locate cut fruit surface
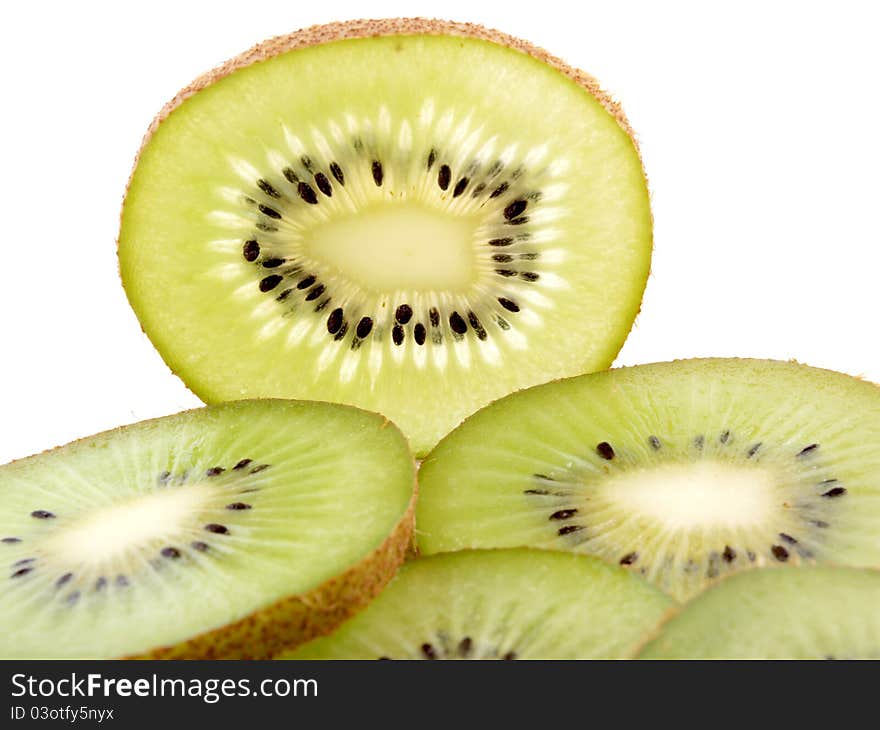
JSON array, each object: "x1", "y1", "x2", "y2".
[
  {"x1": 639, "y1": 566, "x2": 880, "y2": 659},
  {"x1": 416, "y1": 358, "x2": 880, "y2": 601},
  {"x1": 0, "y1": 400, "x2": 415, "y2": 658},
  {"x1": 118, "y1": 19, "x2": 652, "y2": 456},
  {"x1": 282, "y1": 548, "x2": 673, "y2": 659}
]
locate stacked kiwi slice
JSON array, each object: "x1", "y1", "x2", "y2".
[{"x1": 3, "y1": 18, "x2": 878, "y2": 658}]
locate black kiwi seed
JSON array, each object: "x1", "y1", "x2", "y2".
[
  {"x1": 558, "y1": 525, "x2": 583, "y2": 536},
  {"x1": 813, "y1": 520, "x2": 830, "y2": 528},
  {"x1": 467, "y1": 312, "x2": 487, "y2": 340},
  {"x1": 314, "y1": 172, "x2": 332, "y2": 197},
  {"x1": 191, "y1": 541, "x2": 209, "y2": 552},
  {"x1": 694, "y1": 435, "x2": 705, "y2": 449},
  {"x1": 161, "y1": 547, "x2": 181, "y2": 559},
  {"x1": 452, "y1": 177, "x2": 468, "y2": 197},
  {"x1": 429, "y1": 308, "x2": 440, "y2": 327},
  {"x1": 257, "y1": 204, "x2": 282, "y2": 220},
  {"x1": 395, "y1": 304, "x2": 413, "y2": 324},
  {"x1": 519, "y1": 252, "x2": 540, "y2": 260},
  {"x1": 256, "y1": 222, "x2": 277, "y2": 233},
  {"x1": 648, "y1": 435, "x2": 661, "y2": 450},
  {"x1": 11, "y1": 567, "x2": 33, "y2": 578},
  {"x1": 797, "y1": 443, "x2": 819, "y2": 457},
  {"x1": 297, "y1": 182, "x2": 319, "y2": 204},
  {"x1": 257, "y1": 179, "x2": 281, "y2": 199},
  {"x1": 56, "y1": 573, "x2": 73, "y2": 587},
  {"x1": 449, "y1": 312, "x2": 468, "y2": 335},
  {"x1": 503, "y1": 200, "x2": 527, "y2": 220},
  {"x1": 426, "y1": 149, "x2": 437, "y2": 170},
  {"x1": 437, "y1": 164, "x2": 451, "y2": 190},
  {"x1": 277, "y1": 289, "x2": 293, "y2": 302},
  {"x1": 158, "y1": 470, "x2": 172, "y2": 484},
  {"x1": 327, "y1": 308, "x2": 344, "y2": 335},
  {"x1": 206, "y1": 466, "x2": 225, "y2": 477},
  {"x1": 524, "y1": 488, "x2": 550, "y2": 495},
  {"x1": 720, "y1": 430, "x2": 731, "y2": 444},
  {"x1": 371, "y1": 160, "x2": 383, "y2": 186},
  {"x1": 822, "y1": 486, "x2": 847, "y2": 498},
  {"x1": 619, "y1": 552, "x2": 638, "y2": 566},
  {"x1": 489, "y1": 237, "x2": 513, "y2": 247},
  {"x1": 779, "y1": 533, "x2": 798, "y2": 544},
  {"x1": 496, "y1": 316, "x2": 510, "y2": 330},
  {"x1": 226, "y1": 502, "x2": 252, "y2": 510},
  {"x1": 13, "y1": 558, "x2": 35, "y2": 566},
  {"x1": 250, "y1": 464, "x2": 270, "y2": 474},
  {"x1": 421, "y1": 643, "x2": 437, "y2": 659},
  {"x1": 490, "y1": 181, "x2": 509, "y2": 198},
  {"x1": 314, "y1": 297, "x2": 331, "y2": 312},
  {"x1": 493, "y1": 254, "x2": 514, "y2": 263},
  {"x1": 242, "y1": 240, "x2": 260, "y2": 261},
  {"x1": 305, "y1": 285, "x2": 325, "y2": 301},
  {"x1": 414, "y1": 323, "x2": 427, "y2": 345},
  {"x1": 392, "y1": 325, "x2": 405, "y2": 346},
  {"x1": 205, "y1": 524, "x2": 229, "y2": 534},
  {"x1": 283, "y1": 167, "x2": 299, "y2": 184},
  {"x1": 31, "y1": 510, "x2": 55, "y2": 519},
  {"x1": 1, "y1": 537, "x2": 21, "y2": 544},
  {"x1": 458, "y1": 637, "x2": 472, "y2": 657},
  {"x1": 747, "y1": 443, "x2": 762, "y2": 458},
  {"x1": 301, "y1": 155, "x2": 314, "y2": 172},
  {"x1": 771, "y1": 545, "x2": 789, "y2": 562},
  {"x1": 550, "y1": 509, "x2": 577, "y2": 520},
  {"x1": 330, "y1": 162, "x2": 345, "y2": 185},
  {"x1": 259, "y1": 275, "x2": 282, "y2": 292},
  {"x1": 503, "y1": 651, "x2": 517, "y2": 660},
  {"x1": 496, "y1": 269, "x2": 517, "y2": 277},
  {"x1": 471, "y1": 182, "x2": 486, "y2": 197},
  {"x1": 356, "y1": 317, "x2": 373, "y2": 338},
  {"x1": 498, "y1": 297, "x2": 519, "y2": 313},
  {"x1": 519, "y1": 272, "x2": 540, "y2": 282},
  {"x1": 262, "y1": 258, "x2": 285, "y2": 268},
  {"x1": 596, "y1": 442, "x2": 615, "y2": 460},
  {"x1": 297, "y1": 274, "x2": 317, "y2": 290},
  {"x1": 722, "y1": 546, "x2": 736, "y2": 562}
]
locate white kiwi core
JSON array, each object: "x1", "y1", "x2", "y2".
[{"x1": 305, "y1": 202, "x2": 480, "y2": 292}]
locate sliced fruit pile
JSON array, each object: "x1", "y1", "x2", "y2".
[{"x1": 3, "y1": 20, "x2": 877, "y2": 660}]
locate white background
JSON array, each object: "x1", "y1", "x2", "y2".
[{"x1": 0, "y1": 1, "x2": 877, "y2": 464}]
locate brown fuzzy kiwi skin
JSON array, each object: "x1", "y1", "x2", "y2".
[{"x1": 130, "y1": 491, "x2": 416, "y2": 660}]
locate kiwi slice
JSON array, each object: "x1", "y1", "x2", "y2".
[
  {"x1": 416, "y1": 358, "x2": 880, "y2": 601},
  {"x1": 118, "y1": 19, "x2": 652, "y2": 456},
  {"x1": 282, "y1": 548, "x2": 673, "y2": 659},
  {"x1": 639, "y1": 566, "x2": 880, "y2": 658},
  {"x1": 0, "y1": 400, "x2": 415, "y2": 658}
]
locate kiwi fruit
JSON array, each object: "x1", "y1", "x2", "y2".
[
  {"x1": 118, "y1": 18, "x2": 652, "y2": 457},
  {"x1": 281, "y1": 548, "x2": 673, "y2": 659},
  {"x1": 416, "y1": 358, "x2": 880, "y2": 601},
  {"x1": 639, "y1": 566, "x2": 880, "y2": 659},
  {"x1": 0, "y1": 400, "x2": 415, "y2": 658}
]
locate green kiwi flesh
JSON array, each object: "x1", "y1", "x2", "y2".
[
  {"x1": 416, "y1": 358, "x2": 880, "y2": 601},
  {"x1": 639, "y1": 566, "x2": 880, "y2": 658},
  {"x1": 118, "y1": 19, "x2": 652, "y2": 457},
  {"x1": 282, "y1": 548, "x2": 674, "y2": 659},
  {"x1": 0, "y1": 400, "x2": 415, "y2": 658}
]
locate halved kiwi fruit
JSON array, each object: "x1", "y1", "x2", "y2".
[
  {"x1": 639, "y1": 566, "x2": 880, "y2": 659},
  {"x1": 0, "y1": 400, "x2": 415, "y2": 658},
  {"x1": 416, "y1": 358, "x2": 880, "y2": 601},
  {"x1": 118, "y1": 18, "x2": 652, "y2": 456},
  {"x1": 282, "y1": 548, "x2": 673, "y2": 659}
]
